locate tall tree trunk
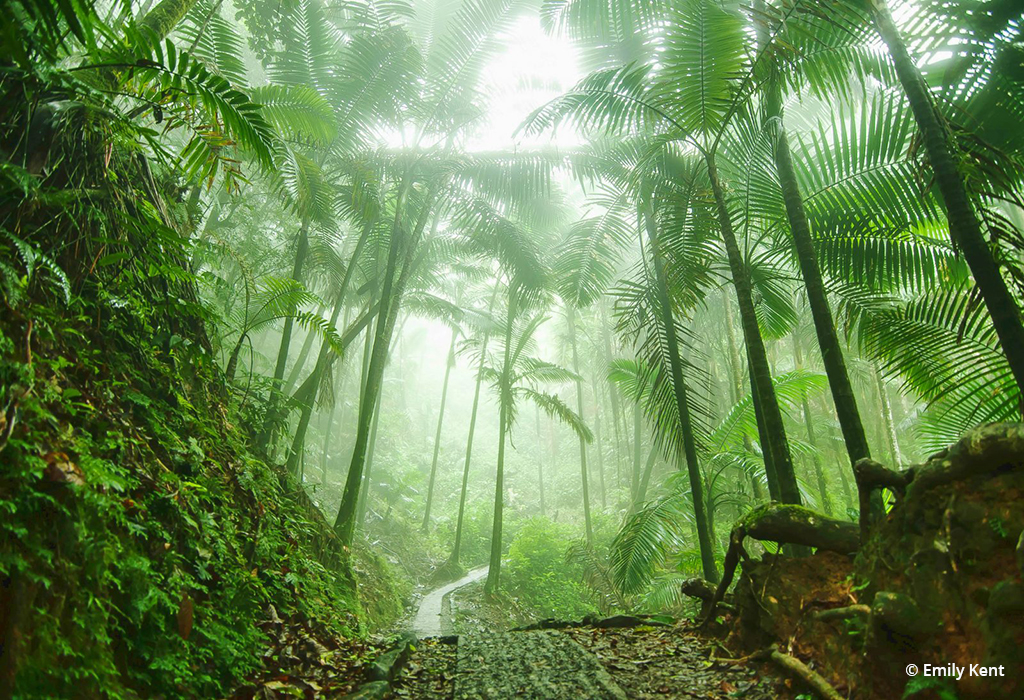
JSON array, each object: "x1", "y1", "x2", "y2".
[
  {"x1": 705, "y1": 154, "x2": 801, "y2": 507},
  {"x1": 450, "y1": 286, "x2": 499, "y2": 567},
  {"x1": 723, "y1": 294, "x2": 763, "y2": 501},
  {"x1": 258, "y1": 218, "x2": 310, "y2": 454},
  {"x1": 793, "y1": 332, "x2": 833, "y2": 515},
  {"x1": 592, "y1": 376, "x2": 607, "y2": 509},
  {"x1": 642, "y1": 198, "x2": 719, "y2": 583},
  {"x1": 756, "y1": 23, "x2": 874, "y2": 509},
  {"x1": 320, "y1": 305, "x2": 353, "y2": 485},
  {"x1": 631, "y1": 402, "x2": 642, "y2": 504},
  {"x1": 334, "y1": 180, "x2": 421, "y2": 545},
  {"x1": 485, "y1": 288, "x2": 517, "y2": 595},
  {"x1": 422, "y1": 327, "x2": 457, "y2": 531},
  {"x1": 225, "y1": 333, "x2": 246, "y2": 384},
  {"x1": 747, "y1": 371, "x2": 781, "y2": 500},
  {"x1": 875, "y1": 365, "x2": 902, "y2": 468},
  {"x1": 870, "y1": 0, "x2": 1024, "y2": 395},
  {"x1": 535, "y1": 406, "x2": 546, "y2": 517},
  {"x1": 358, "y1": 313, "x2": 411, "y2": 528},
  {"x1": 568, "y1": 306, "x2": 594, "y2": 546},
  {"x1": 599, "y1": 302, "x2": 626, "y2": 486},
  {"x1": 357, "y1": 388, "x2": 383, "y2": 527},
  {"x1": 635, "y1": 444, "x2": 659, "y2": 506},
  {"x1": 283, "y1": 305, "x2": 324, "y2": 394},
  {"x1": 284, "y1": 220, "x2": 373, "y2": 476},
  {"x1": 344, "y1": 185, "x2": 437, "y2": 536}
]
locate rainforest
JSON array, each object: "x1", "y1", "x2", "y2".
[{"x1": 1, "y1": 0, "x2": 1023, "y2": 697}]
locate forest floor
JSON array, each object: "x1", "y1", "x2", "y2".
[
  {"x1": 228, "y1": 568, "x2": 794, "y2": 699},
  {"x1": 389, "y1": 572, "x2": 792, "y2": 699},
  {"x1": 392, "y1": 624, "x2": 790, "y2": 699}
]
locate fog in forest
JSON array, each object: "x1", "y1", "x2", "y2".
[{"x1": 4, "y1": 0, "x2": 1023, "y2": 696}]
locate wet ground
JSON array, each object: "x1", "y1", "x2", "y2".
[{"x1": 392, "y1": 623, "x2": 789, "y2": 699}]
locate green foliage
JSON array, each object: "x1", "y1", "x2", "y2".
[
  {"x1": 504, "y1": 518, "x2": 596, "y2": 619},
  {"x1": 0, "y1": 300, "x2": 357, "y2": 697}
]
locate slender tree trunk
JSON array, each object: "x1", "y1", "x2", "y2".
[
  {"x1": 283, "y1": 304, "x2": 325, "y2": 393},
  {"x1": 343, "y1": 185, "x2": 437, "y2": 537},
  {"x1": 485, "y1": 393, "x2": 509, "y2": 595},
  {"x1": 357, "y1": 387, "x2": 383, "y2": 527},
  {"x1": 258, "y1": 219, "x2": 311, "y2": 454},
  {"x1": 642, "y1": 198, "x2": 719, "y2": 582},
  {"x1": 284, "y1": 221, "x2": 373, "y2": 476},
  {"x1": 357, "y1": 313, "x2": 410, "y2": 527},
  {"x1": 631, "y1": 402, "x2": 642, "y2": 504},
  {"x1": 422, "y1": 327, "x2": 457, "y2": 531},
  {"x1": 535, "y1": 406, "x2": 546, "y2": 517},
  {"x1": 793, "y1": 332, "x2": 833, "y2": 515},
  {"x1": 592, "y1": 376, "x2": 607, "y2": 509},
  {"x1": 871, "y1": 0, "x2": 1024, "y2": 397},
  {"x1": 758, "y1": 31, "x2": 874, "y2": 509},
  {"x1": 451, "y1": 361, "x2": 486, "y2": 566},
  {"x1": 282, "y1": 307, "x2": 380, "y2": 474},
  {"x1": 450, "y1": 286, "x2": 500, "y2": 566},
  {"x1": 723, "y1": 295, "x2": 764, "y2": 501},
  {"x1": 321, "y1": 305, "x2": 353, "y2": 485},
  {"x1": 599, "y1": 303, "x2": 626, "y2": 487},
  {"x1": 485, "y1": 289, "x2": 517, "y2": 595},
  {"x1": 334, "y1": 180, "x2": 418, "y2": 545},
  {"x1": 568, "y1": 306, "x2": 594, "y2": 546},
  {"x1": 635, "y1": 444, "x2": 658, "y2": 506},
  {"x1": 225, "y1": 333, "x2": 245, "y2": 383},
  {"x1": 320, "y1": 396, "x2": 338, "y2": 485},
  {"x1": 705, "y1": 154, "x2": 801, "y2": 507},
  {"x1": 836, "y1": 455, "x2": 854, "y2": 514},
  {"x1": 875, "y1": 365, "x2": 902, "y2": 468}
]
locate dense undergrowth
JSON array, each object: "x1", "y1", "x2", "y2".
[
  {"x1": 0, "y1": 131, "x2": 383, "y2": 694},
  {"x1": 0, "y1": 287, "x2": 369, "y2": 696}
]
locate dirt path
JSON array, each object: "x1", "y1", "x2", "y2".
[{"x1": 411, "y1": 566, "x2": 488, "y2": 638}]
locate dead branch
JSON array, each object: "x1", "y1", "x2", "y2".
[{"x1": 768, "y1": 645, "x2": 843, "y2": 700}]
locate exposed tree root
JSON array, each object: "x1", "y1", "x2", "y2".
[
  {"x1": 853, "y1": 458, "x2": 908, "y2": 538},
  {"x1": 699, "y1": 504, "x2": 859, "y2": 624},
  {"x1": 855, "y1": 423, "x2": 1024, "y2": 537},
  {"x1": 680, "y1": 578, "x2": 717, "y2": 617},
  {"x1": 812, "y1": 604, "x2": 870, "y2": 622}
]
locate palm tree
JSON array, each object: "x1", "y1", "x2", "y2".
[
  {"x1": 751, "y1": 0, "x2": 873, "y2": 484},
  {"x1": 523, "y1": 0, "x2": 804, "y2": 509},
  {"x1": 448, "y1": 284, "x2": 501, "y2": 569},
  {"x1": 332, "y1": 0, "x2": 534, "y2": 546},
  {"x1": 483, "y1": 284, "x2": 592, "y2": 594},
  {"x1": 866, "y1": 0, "x2": 1024, "y2": 395}
]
